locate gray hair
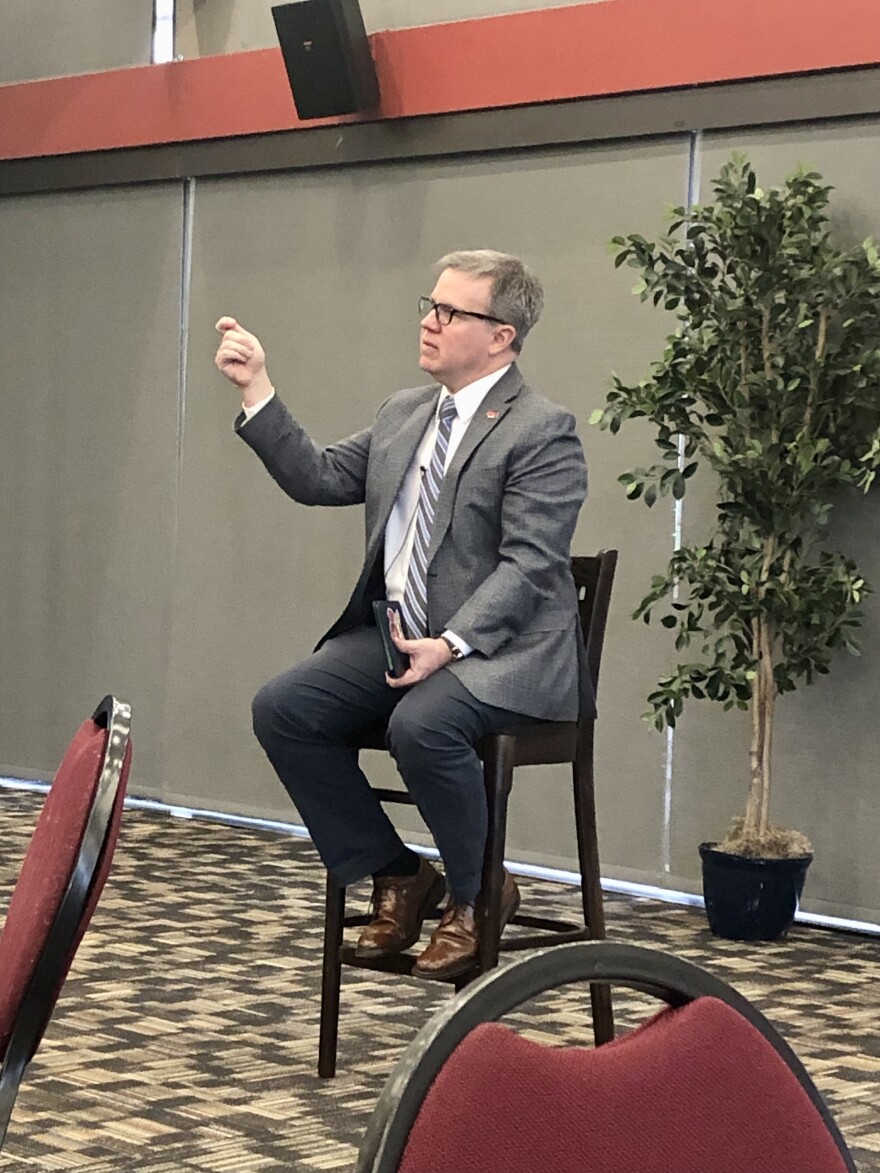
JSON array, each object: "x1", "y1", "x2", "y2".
[{"x1": 434, "y1": 249, "x2": 544, "y2": 354}]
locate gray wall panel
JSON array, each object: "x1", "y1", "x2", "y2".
[
  {"x1": 171, "y1": 139, "x2": 689, "y2": 882},
  {"x1": 176, "y1": 0, "x2": 609, "y2": 57},
  {"x1": 666, "y1": 123, "x2": 880, "y2": 914},
  {"x1": 0, "y1": 0, "x2": 153, "y2": 84},
  {"x1": 0, "y1": 184, "x2": 184, "y2": 798}
]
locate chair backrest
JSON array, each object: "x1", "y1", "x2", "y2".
[
  {"x1": 0, "y1": 695, "x2": 131, "y2": 1146},
  {"x1": 572, "y1": 550, "x2": 617, "y2": 699},
  {"x1": 358, "y1": 941, "x2": 854, "y2": 1173}
]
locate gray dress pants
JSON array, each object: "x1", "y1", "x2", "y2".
[{"x1": 251, "y1": 624, "x2": 534, "y2": 904}]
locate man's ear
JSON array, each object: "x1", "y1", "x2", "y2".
[{"x1": 490, "y1": 323, "x2": 517, "y2": 354}]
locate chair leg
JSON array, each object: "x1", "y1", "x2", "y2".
[
  {"x1": 573, "y1": 725, "x2": 605, "y2": 938},
  {"x1": 573, "y1": 724, "x2": 614, "y2": 1045},
  {"x1": 476, "y1": 735, "x2": 516, "y2": 975},
  {"x1": 589, "y1": 980, "x2": 615, "y2": 1046},
  {"x1": 318, "y1": 876, "x2": 346, "y2": 1078}
]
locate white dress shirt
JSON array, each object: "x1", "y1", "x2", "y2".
[{"x1": 242, "y1": 364, "x2": 511, "y2": 656}]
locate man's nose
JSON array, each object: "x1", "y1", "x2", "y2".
[{"x1": 421, "y1": 307, "x2": 441, "y2": 330}]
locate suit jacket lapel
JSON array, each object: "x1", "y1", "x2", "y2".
[
  {"x1": 427, "y1": 365, "x2": 524, "y2": 563},
  {"x1": 368, "y1": 389, "x2": 438, "y2": 557}
]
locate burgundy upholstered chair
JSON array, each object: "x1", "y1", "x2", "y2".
[
  {"x1": 0, "y1": 695, "x2": 132, "y2": 1149},
  {"x1": 357, "y1": 941, "x2": 855, "y2": 1173},
  {"x1": 319, "y1": 552, "x2": 618, "y2": 1077}
]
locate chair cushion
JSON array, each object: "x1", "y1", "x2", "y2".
[
  {"x1": 0, "y1": 718, "x2": 128, "y2": 1053},
  {"x1": 399, "y1": 996, "x2": 849, "y2": 1173}
]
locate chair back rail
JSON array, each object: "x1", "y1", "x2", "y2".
[{"x1": 573, "y1": 550, "x2": 617, "y2": 701}]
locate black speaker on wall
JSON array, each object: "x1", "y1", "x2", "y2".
[{"x1": 271, "y1": 0, "x2": 380, "y2": 120}]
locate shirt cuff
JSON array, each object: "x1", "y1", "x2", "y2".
[
  {"x1": 442, "y1": 631, "x2": 473, "y2": 658},
  {"x1": 242, "y1": 389, "x2": 275, "y2": 420}
]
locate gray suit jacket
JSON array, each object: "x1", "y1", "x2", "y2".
[{"x1": 236, "y1": 364, "x2": 590, "y2": 721}]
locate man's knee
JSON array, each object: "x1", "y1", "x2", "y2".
[
  {"x1": 250, "y1": 668, "x2": 313, "y2": 747},
  {"x1": 387, "y1": 693, "x2": 465, "y2": 764},
  {"x1": 385, "y1": 703, "x2": 420, "y2": 763},
  {"x1": 251, "y1": 676, "x2": 285, "y2": 746}
]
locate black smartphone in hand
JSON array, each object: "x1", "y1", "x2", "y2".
[{"x1": 373, "y1": 600, "x2": 410, "y2": 678}]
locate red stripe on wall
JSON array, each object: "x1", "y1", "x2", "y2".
[{"x1": 2, "y1": 0, "x2": 880, "y2": 162}]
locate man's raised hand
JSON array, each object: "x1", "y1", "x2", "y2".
[{"x1": 214, "y1": 317, "x2": 273, "y2": 405}]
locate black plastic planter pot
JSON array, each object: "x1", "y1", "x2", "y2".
[{"x1": 699, "y1": 842, "x2": 813, "y2": 941}]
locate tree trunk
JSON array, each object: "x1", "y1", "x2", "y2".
[
  {"x1": 758, "y1": 617, "x2": 775, "y2": 836},
  {"x1": 745, "y1": 615, "x2": 774, "y2": 840}
]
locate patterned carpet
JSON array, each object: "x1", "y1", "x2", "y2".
[{"x1": 0, "y1": 789, "x2": 878, "y2": 1172}]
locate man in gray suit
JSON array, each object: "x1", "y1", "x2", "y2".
[{"x1": 214, "y1": 250, "x2": 588, "y2": 979}]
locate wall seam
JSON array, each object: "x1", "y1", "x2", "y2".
[
  {"x1": 178, "y1": 177, "x2": 194, "y2": 478},
  {"x1": 661, "y1": 127, "x2": 704, "y2": 881},
  {"x1": 165, "y1": 176, "x2": 195, "y2": 804}
]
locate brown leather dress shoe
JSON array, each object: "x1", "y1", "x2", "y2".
[
  {"x1": 355, "y1": 858, "x2": 446, "y2": 958},
  {"x1": 412, "y1": 870, "x2": 521, "y2": 981}
]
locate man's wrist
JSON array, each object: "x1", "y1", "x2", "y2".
[
  {"x1": 242, "y1": 387, "x2": 275, "y2": 420},
  {"x1": 440, "y1": 635, "x2": 466, "y2": 662},
  {"x1": 242, "y1": 372, "x2": 275, "y2": 410}
]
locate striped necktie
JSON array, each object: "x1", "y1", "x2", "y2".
[{"x1": 401, "y1": 395, "x2": 458, "y2": 639}]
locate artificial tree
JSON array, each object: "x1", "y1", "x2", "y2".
[{"x1": 593, "y1": 155, "x2": 880, "y2": 860}]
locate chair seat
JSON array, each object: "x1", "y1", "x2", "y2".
[
  {"x1": 357, "y1": 720, "x2": 579, "y2": 767},
  {"x1": 493, "y1": 722, "x2": 578, "y2": 767}
]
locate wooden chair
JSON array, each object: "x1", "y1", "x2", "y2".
[
  {"x1": 357, "y1": 941, "x2": 856, "y2": 1173},
  {"x1": 0, "y1": 695, "x2": 132, "y2": 1149},
  {"x1": 318, "y1": 551, "x2": 618, "y2": 1077}
]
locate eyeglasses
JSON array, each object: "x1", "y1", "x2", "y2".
[{"x1": 419, "y1": 296, "x2": 508, "y2": 327}]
